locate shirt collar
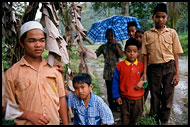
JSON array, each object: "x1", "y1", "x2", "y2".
[
  {"x1": 151, "y1": 25, "x2": 169, "y2": 32},
  {"x1": 20, "y1": 56, "x2": 48, "y2": 68},
  {"x1": 125, "y1": 58, "x2": 138, "y2": 66},
  {"x1": 80, "y1": 91, "x2": 94, "y2": 107}
]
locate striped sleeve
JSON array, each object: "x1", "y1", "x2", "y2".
[{"x1": 112, "y1": 67, "x2": 120, "y2": 99}]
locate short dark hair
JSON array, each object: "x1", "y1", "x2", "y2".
[
  {"x1": 73, "y1": 73, "x2": 92, "y2": 86},
  {"x1": 125, "y1": 38, "x2": 140, "y2": 51},
  {"x1": 20, "y1": 31, "x2": 47, "y2": 43},
  {"x1": 135, "y1": 28, "x2": 145, "y2": 36},
  {"x1": 153, "y1": 3, "x2": 168, "y2": 16},
  {"x1": 105, "y1": 28, "x2": 115, "y2": 37},
  {"x1": 127, "y1": 21, "x2": 137, "y2": 29}
]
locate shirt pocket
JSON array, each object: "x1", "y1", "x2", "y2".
[
  {"x1": 145, "y1": 37, "x2": 155, "y2": 54},
  {"x1": 16, "y1": 75, "x2": 31, "y2": 91},
  {"x1": 163, "y1": 35, "x2": 173, "y2": 53},
  {"x1": 46, "y1": 75, "x2": 58, "y2": 95}
]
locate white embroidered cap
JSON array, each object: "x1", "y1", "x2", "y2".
[{"x1": 20, "y1": 21, "x2": 45, "y2": 38}]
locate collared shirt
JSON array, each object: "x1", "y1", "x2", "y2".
[
  {"x1": 95, "y1": 43, "x2": 123, "y2": 80},
  {"x1": 141, "y1": 26, "x2": 183, "y2": 64},
  {"x1": 112, "y1": 59, "x2": 144, "y2": 100},
  {"x1": 4, "y1": 56, "x2": 65, "y2": 125},
  {"x1": 67, "y1": 91, "x2": 114, "y2": 125}
]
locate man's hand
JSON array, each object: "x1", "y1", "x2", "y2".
[{"x1": 116, "y1": 97, "x2": 122, "y2": 105}]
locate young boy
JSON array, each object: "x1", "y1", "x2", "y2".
[
  {"x1": 135, "y1": 28, "x2": 145, "y2": 63},
  {"x1": 127, "y1": 21, "x2": 137, "y2": 38},
  {"x1": 4, "y1": 21, "x2": 68, "y2": 125},
  {"x1": 112, "y1": 38, "x2": 146, "y2": 125},
  {"x1": 65, "y1": 73, "x2": 114, "y2": 125},
  {"x1": 141, "y1": 3, "x2": 183, "y2": 125},
  {"x1": 95, "y1": 28, "x2": 123, "y2": 112}
]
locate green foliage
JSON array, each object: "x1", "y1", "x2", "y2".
[
  {"x1": 2, "y1": 118, "x2": 15, "y2": 125},
  {"x1": 129, "y1": 2, "x2": 161, "y2": 30},
  {"x1": 137, "y1": 105, "x2": 161, "y2": 125},
  {"x1": 179, "y1": 32, "x2": 188, "y2": 56},
  {"x1": 42, "y1": 50, "x2": 49, "y2": 60},
  {"x1": 137, "y1": 115, "x2": 160, "y2": 125},
  {"x1": 2, "y1": 37, "x2": 11, "y2": 70},
  {"x1": 91, "y1": 70, "x2": 102, "y2": 96}
]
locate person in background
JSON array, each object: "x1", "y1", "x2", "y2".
[
  {"x1": 95, "y1": 28, "x2": 123, "y2": 112},
  {"x1": 141, "y1": 3, "x2": 183, "y2": 125},
  {"x1": 135, "y1": 28, "x2": 148, "y2": 117},
  {"x1": 4, "y1": 21, "x2": 68, "y2": 125},
  {"x1": 127, "y1": 21, "x2": 138, "y2": 38},
  {"x1": 112, "y1": 38, "x2": 147, "y2": 125}
]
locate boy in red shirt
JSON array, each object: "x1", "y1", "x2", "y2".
[{"x1": 112, "y1": 38, "x2": 147, "y2": 125}]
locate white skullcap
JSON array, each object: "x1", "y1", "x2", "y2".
[{"x1": 20, "y1": 21, "x2": 45, "y2": 38}]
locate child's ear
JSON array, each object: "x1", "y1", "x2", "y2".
[
  {"x1": 152, "y1": 15, "x2": 154, "y2": 20},
  {"x1": 89, "y1": 84, "x2": 93, "y2": 90},
  {"x1": 19, "y1": 41, "x2": 24, "y2": 48}
]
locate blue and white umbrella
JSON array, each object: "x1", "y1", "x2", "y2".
[{"x1": 87, "y1": 15, "x2": 141, "y2": 43}]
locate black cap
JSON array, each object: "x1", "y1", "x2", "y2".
[
  {"x1": 153, "y1": 3, "x2": 168, "y2": 15},
  {"x1": 127, "y1": 21, "x2": 137, "y2": 28}
]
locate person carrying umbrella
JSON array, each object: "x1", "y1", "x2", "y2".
[{"x1": 95, "y1": 28, "x2": 123, "y2": 112}]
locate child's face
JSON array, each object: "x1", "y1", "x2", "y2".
[
  {"x1": 20, "y1": 29, "x2": 46, "y2": 58},
  {"x1": 74, "y1": 83, "x2": 93, "y2": 100},
  {"x1": 128, "y1": 26, "x2": 136, "y2": 38},
  {"x1": 152, "y1": 12, "x2": 168, "y2": 29},
  {"x1": 125, "y1": 45, "x2": 139, "y2": 63},
  {"x1": 135, "y1": 32, "x2": 143, "y2": 45}
]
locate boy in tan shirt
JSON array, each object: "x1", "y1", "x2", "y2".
[
  {"x1": 141, "y1": 3, "x2": 183, "y2": 125},
  {"x1": 4, "y1": 21, "x2": 68, "y2": 125}
]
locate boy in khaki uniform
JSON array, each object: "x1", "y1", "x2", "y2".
[{"x1": 141, "y1": 3, "x2": 183, "y2": 125}]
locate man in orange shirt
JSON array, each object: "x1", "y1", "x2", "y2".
[{"x1": 4, "y1": 21, "x2": 68, "y2": 125}]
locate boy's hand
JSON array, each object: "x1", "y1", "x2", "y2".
[
  {"x1": 141, "y1": 73, "x2": 146, "y2": 82},
  {"x1": 116, "y1": 97, "x2": 122, "y2": 105},
  {"x1": 54, "y1": 61, "x2": 64, "y2": 74},
  {"x1": 135, "y1": 80, "x2": 146, "y2": 90},
  {"x1": 171, "y1": 73, "x2": 179, "y2": 86},
  {"x1": 112, "y1": 39, "x2": 117, "y2": 44},
  {"x1": 21, "y1": 109, "x2": 50, "y2": 125}
]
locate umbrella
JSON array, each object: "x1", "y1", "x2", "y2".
[{"x1": 87, "y1": 15, "x2": 141, "y2": 43}]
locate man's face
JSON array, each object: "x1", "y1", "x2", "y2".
[
  {"x1": 74, "y1": 83, "x2": 93, "y2": 100},
  {"x1": 152, "y1": 12, "x2": 168, "y2": 29},
  {"x1": 20, "y1": 29, "x2": 46, "y2": 58},
  {"x1": 128, "y1": 26, "x2": 136, "y2": 38},
  {"x1": 125, "y1": 45, "x2": 139, "y2": 63}
]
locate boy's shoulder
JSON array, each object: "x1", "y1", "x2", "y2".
[
  {"x1": 5, "y1": 60, "x2": 22, "y2": 74},
  {"x1": 146, "y1": 27, "x2": 177, "y2": 34}
]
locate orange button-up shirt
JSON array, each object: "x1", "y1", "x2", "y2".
[
  {"x1": 141, "y1": 26, "x2": 183, "y2": 64},
  {"x1": 4, "y1": 57, "x2": 65, "y2": 125}
]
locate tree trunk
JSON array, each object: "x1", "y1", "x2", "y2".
[{"x1": 121, "y1": 2, "x2": 129, "y2": 16}]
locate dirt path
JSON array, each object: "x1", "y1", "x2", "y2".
[{"x1": 87, "y1": 55, "x2": 188, "y2": 125}]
